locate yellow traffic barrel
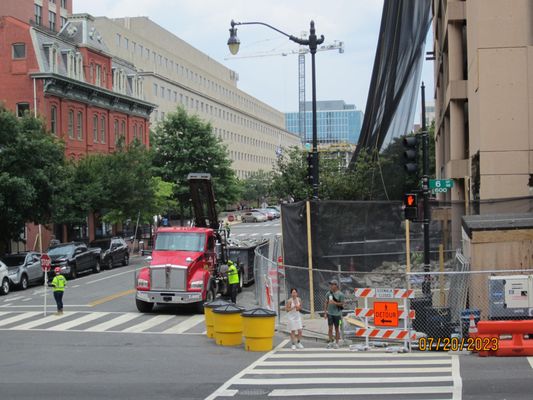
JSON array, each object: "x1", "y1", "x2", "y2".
[
  {"x1": 212, "y1": 303, "x2": 244, "y2": 346},
  {"x1": 203, "y1": 299, "x2": 230, "y2": 339},
  {"x1": 242, "y1": 308, "x2": 277, "y2": 351}
]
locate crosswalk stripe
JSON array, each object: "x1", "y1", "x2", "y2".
[
  {"x1": 270, "y1": 352, "x2": 451, "y2": 359},
  {"x1": 236, "y1": 376, "x2": 453, "y2": 385},
  {"x1": 264, "y1": 233, "x2": 272, "y2": 236},
  {"x1": 11, "y1": 313, "x2": 70, "y2": 330},
  {"x1": 0, "y1": 311, "x2": 40, "y2": 327},
  {"x1": 269, "y1": 386, "x2": 453, "y2": 397},
  {"x1": 237, "y1": 233, "x2": 246, "y2": 237},
  {"x1": 47, "y1": 312, "x2": 109, "y2": 331},
  {"x1": 250, "y1": 233, "x2": 258, "y2": 236},
  {"x1": 0, "y1": 311, "x2": 9, "y2": 317},
  {"x1": 4, "y1": 296, "x2": 24, "y2": 302},
  {"x1": 245, "y1": 367, "x2": 453, "y2": 374},
  {"x1": 162, "y1": 314, "x2": 204, "y2": 334},
  {"x1": 261, "y1": 359, "x2": 451, "y2": 366},
  {"x1": 122, "y1": 314, "x2": 175, "y2": 333},
  {"x1": 88, "y1": 313, "x2": 142, "y2": 332}
]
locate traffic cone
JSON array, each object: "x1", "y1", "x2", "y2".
[{"x1": 468, "y1": 314, "x2": 478, "y2": 337}]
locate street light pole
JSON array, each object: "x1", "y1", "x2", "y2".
[
  {"x1": 421, "y1": 82, "x2": 431, "y2": 299},
  {"x1": 228, "y1": 20, "x2": 324, "y2": 199}
]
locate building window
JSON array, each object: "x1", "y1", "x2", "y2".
[
  {"x1": 61, "y1": 0, "x2": 68, "y2": 8},
  {"x1": 101, "y1": 116, "x2": 106, "y2": 143},
  {"x1": 77, "y1": 111, "x2": 83, "y2": 140},
  {"x1": 35, "y1": 5, "x2": 42, "y2": 26},
  {"x1": 50, "y1": 105, "x2": 57, "y2": 135},
  {"x1": 93, "y1": 114, "x2": 98, "y2": 143},
  {"x1": 12, "y1": 43, "x2": 26, "y2": 59},
  {"x1": 49, "y1": 11, "x2": 56, "y2": 31},
  {"x1": 133, "y1": 124, "x2": 137, "y2": 140},
  {"x1": 61, "y1": 17, "x2": 67, "y2": 28},
  {"x1": 139, "y1": 125, "x2": 144, "y2": 144},
  {"x1": 121, "y1": 121, "x2": 126, "y2": 137},
  {"x1": 95, "y1": 64, "x2": 102, "y2": 86},
  {"x1": 124, "y1": 37, "x2": 129, "y2": 50},
  {"x1": 153, "y1": 83, "x2": 158, "y2": 97},
  {"x1": 114, "y1": 119, "x2": 119, "y2": 144},
  {"x1": 115, "y1": 33, "x2": 121, "y2": 47},
  {"x1": 68, "y1": 110, "x2": 74, "y2": 138},
  {"x1": 16, "y1": 103, "x2": 30, "y2": 117}
]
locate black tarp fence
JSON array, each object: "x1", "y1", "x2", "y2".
[{"x1": 349, "y1": 0, "x2": 432, "y2": 167}]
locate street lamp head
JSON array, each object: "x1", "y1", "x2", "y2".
[{"x1": 227, "y1": 20, "x2": 240, "y2": 55}]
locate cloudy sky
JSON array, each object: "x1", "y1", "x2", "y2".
[{"x1": 74, "y1": 0, "x2": 434, "y2": 121}]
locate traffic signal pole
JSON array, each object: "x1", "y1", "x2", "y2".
[{"x1": 421, "y1": 83, "x2": 431, "y2": 299}]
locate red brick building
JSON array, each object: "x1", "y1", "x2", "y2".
[
  {"x1": 0, "y1": 13, "x2": 155, "y2": 250},
  {"x1": 0, "y1": 0, "x2": 72, "y2": 32}
]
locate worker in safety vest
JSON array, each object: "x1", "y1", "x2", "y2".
[
  {"x1": 227, "y1": 260, "x2": 240, "y2": 303},
  {"x1": 50, "y1": 267, "x2": 67, "y2": 315}
]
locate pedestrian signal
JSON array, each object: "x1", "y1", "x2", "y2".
[{"x1": 404, "y1": 193, "x2": 418, "y2": 220}]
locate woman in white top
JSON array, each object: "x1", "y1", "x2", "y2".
[{"x1": 286, "y1": 288, "x2": 304, "y2": 349}]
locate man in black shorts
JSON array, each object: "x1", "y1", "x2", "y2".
[{"x1": 324, "y1": 279, "x2": 345, "y2": 349}]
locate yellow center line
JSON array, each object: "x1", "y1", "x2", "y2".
[{"x1": 89, "y1": 289, "x2": 136, "y2": 307}]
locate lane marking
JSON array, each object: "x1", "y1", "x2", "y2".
[
  {"x1": 71, "y1": 285, "x2": 80, "y2": 288},
  {"x1": 264, "y1": 233, "x2": 272, "y2": 236},
  {"x1": 84, "y1": 268, "x2": 142, "y2": 285},
  {"x1": 162, "y1": 314, "x2": 204, "y2": 334},
  {"x1": 204, "y1": 339, "x2": 290, "y2": 400},
  {"x1": 260, "y1": 359, "x2": 451, "y2": 366},
  {"x1": 236, "y1": 376, "x2": 453, "y2": 385},
  {"x1": 0, "y1": 311, "x2": 40, "y2": 327},
  {"x1": 88, "y1": 313, "x2": 142, "y2": 332},
  {"x1": 122, "y1": 314, "x2": 175, "y2": 333},
  {"x1": 22, "y1": 298, "x2": 32, "y2": 302},
  {"x1": 88, "y1": 289, "x2": 135, "y2": 307},
  {"x1": 0, "y1": 305, "x2": 91, "y2": 308},
  {"x1": 528, "y1": 357, "x2": 533, "y2": 370},
  {"x1": 247, "y1": 367, "x2": 453, "y2": 374},
  {"x1": 250, "y1": 233, "x2": 258, "y2": 237},
  {"x1": 4, "y1": 296, "x2": 24, "y2": 302},
  {"x1": 47, "y1": 312, "x2": 109, "y2": 331},
  {"x1": 269, "y1": 386, "x2": 453, "y2": 397},
  {"x1": 451, "y1": 355, "x2": 462, "y2": 400},
  {"x1": 269, "y1": 352, "x2": 451, "y2": 359}
]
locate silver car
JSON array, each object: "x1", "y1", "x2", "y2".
[
  {"x1": 0, "y1": 261, "x2": 9, "y2": 295},
  {"x1": 241, "y1": 211, "x2": 267, "y2": 223},
  {"x1": 1, "y1": 252, "x2": 43, "y2": 290}
]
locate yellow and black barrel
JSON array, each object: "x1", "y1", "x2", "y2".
[
  {"x1": 212, "y1": 303, "x2": 244, "y2": 346},
  {"x1": 203, "y1": 299, "x2": 230, "y2": 339},
  {"x1": 242, "y1": 308, "x2": 277, "y2": 351}
]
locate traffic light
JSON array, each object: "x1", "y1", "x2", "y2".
[
  {"x1": 403, "y1": 135, "x2": 419, "y2": 174},
  {"x1": 404, "y1": 193, "x2": 418, "y2": 220}
]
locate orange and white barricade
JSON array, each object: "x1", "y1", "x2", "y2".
[{"x1": 354, "y1": 287, "x2": 415, "y2": 351}]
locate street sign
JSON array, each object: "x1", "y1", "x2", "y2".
[
  {"x1": 373, "y1": 301, "x2": 399, "y2": 327},
  {"x1": 375, "y1": 288, "x2": 394, "y2": 299},
  {"x1": 40, "y1": 253, "x2": 51, "y2": 272},
  {"x1": 429, "y1": 179, "x2": 453, "y2": 189}
]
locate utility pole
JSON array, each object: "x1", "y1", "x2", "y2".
[{"x1": 421, "y1": 82, "x2": 431, "y2": 299}]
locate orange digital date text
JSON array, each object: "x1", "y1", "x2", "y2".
[{"x1": 418, "y1": 336, "x2": 499, "y2": 351}]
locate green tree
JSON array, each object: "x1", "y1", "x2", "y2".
[
  {"x1": 0, "y1": 106, "x2": 66, "y2": 249},
  {"x1": 271, "y1": 147, "x2": 311, "y2": 201},
  {"x1": 152, "y1": 107, "x2": 238, "y2": 215},
  {"x1": 239, "y1": 170, "x2": 274, "y2": 207}
]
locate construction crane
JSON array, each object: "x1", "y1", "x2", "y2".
[{"x1": 225, "y1": 39, "x2": 344, "y2": 143}]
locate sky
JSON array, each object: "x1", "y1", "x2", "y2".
[{"x1": 74, "y1": 0, "x2": 434, "y2": 122}]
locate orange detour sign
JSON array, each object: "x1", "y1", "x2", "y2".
[{"x1": 373, "y1": 302, "x2": 399, "y2": 327}]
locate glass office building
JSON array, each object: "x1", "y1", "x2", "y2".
[{"x1": 285, "y1": 100, "x2": 363, "y2": 145}]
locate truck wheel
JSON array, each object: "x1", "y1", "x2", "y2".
[
  {"x1": 93, "y1": 260, "x2": 101, "y2": 274},
  {"x1": 0, "y1": 278, "x2": 10, "y2": 295},
  {"x1": 136, "y1": 298, "x2": 154, "y2": 313}
]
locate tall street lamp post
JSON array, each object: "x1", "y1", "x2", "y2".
[{"x1": 228, "y1": 20, "x2": 324, "y2": 199}]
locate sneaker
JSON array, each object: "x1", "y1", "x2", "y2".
[
  {"x1": 333, "y1": 343, "x2": 339, "y2": 349},
  {"x1": 326, "y1": 342, "x2": 332, "y2": 349},
  {"x1": 291, "y1": 344, "x2": 296, "y2": 350},
  {"x1": 297, "y1": 342, "x2": 304, "y2": 349}
]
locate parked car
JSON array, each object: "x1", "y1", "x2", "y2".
[
  {"x1": 241, "y1": 211, "x2": 267, "y2": 223},
  {"x1": 1, "y1": 252, "x2": 43, "y2": 290},
  {"x1": 266, "y1": 206, "x2": 281, "y2": 218},
  {"x1": 0, "y1": 260, "x2": 9, "y2": 295},
  {"x1": 253, "y1": 209, "x2": 274, "y2": 220},
  {"x1": 89, "y1": 237, "x2": 129, "y2": 270},
  {"x1": 48, "y1": 242, "x2": 102, "y2": 279}
]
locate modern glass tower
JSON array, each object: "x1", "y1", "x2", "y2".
[{"x1": 285, "y1": 100, "x2": 363, "y2": 145}]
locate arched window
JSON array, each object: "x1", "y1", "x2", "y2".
[
  {"x1": 77, "y1": 111, "x2": 83, "y2": 140},
  {"x1": 93, "y1": 114, "x2": 98, "y2": 143},
  {"x1": 68, "y1": 109, "x2": 74, "y2": 138},
  {"x1": 100, "y1": 116, "x2": 106, "y2": 143},
  {"x1": 114, "y1": 119, "x2": 119, "y2": 144},
  {"x1": 50, "y1": 105, "x2": 57, "y2": 135}
]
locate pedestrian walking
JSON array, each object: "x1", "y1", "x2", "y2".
[
  {"x1": 224, "y1": 221, "x2": 231, "y2": 238},
  {"x1": 227, "y1": 260, "x2": 240, "y2": 303},
  {"x1": 50, "y1": 267, "x2": 67, "y2": 315},
  {"x1": 286, "y1": 288, "x2": 304, "y2": 350},
  {"x1": 324, "y1": 279, "x2": 344, "y2": 349}
]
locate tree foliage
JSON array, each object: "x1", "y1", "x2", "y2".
[
  {"x1": 0, "y1": 106, "x2": 66, "y2": 247},
  {"x1": 152, "y1": 107, "x2": 239, "y2": 212},
  {"x1": 239, "y1": 170, "x2": 274, "y2": 207}
]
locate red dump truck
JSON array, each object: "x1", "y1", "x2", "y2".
[{"x1": 135, "y1": 173, "x2": 241, "y2": 313}]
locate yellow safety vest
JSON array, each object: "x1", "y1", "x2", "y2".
[
  {"x1": 51, "y1": 275, "x2": 67, "y2": 292},
  {"x1": 227, "y1": 264, "x2": 239, "y2": 285}
]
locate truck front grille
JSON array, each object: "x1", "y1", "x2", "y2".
[{"x1": 150, "y1": 265, "x2": 187, "y2": 291}]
